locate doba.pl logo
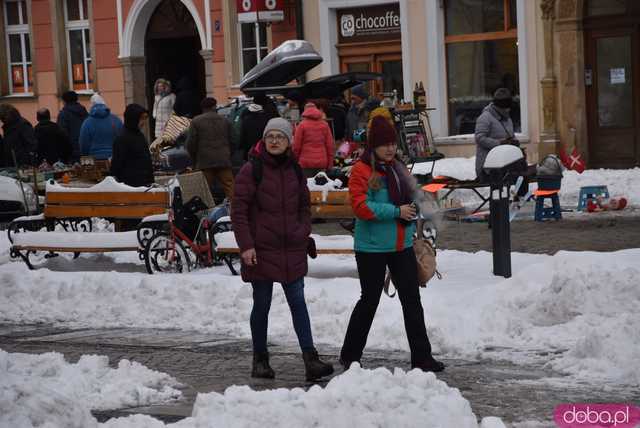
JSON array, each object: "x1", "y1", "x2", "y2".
[{"x1": 554, "y1": 403, "x2": 640, "y2": 427}]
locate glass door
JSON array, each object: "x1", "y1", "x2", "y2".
[
  {"x1": 376, "y1": 54, "x2": 404, "y2": 101},
  {"x1": 586, "y1": 28, "x2": 638, "y2": 167}
]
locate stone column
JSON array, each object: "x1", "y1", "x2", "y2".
[
  {"x1": 119, "y1": 56, "x2": 147, "y2": 107},
  {"x1": 200, "y1": 49, "x2": 214, "y2": 97},
  {"x1": 554, "y1": 0, "x2": 589, "y2": 165},
  {"x1": 539, "y1": 0, "x2": 560, "y2": 157}
]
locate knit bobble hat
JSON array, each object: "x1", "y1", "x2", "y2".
[
  {"x1": 367, "y1": 115, "x2": 397, "y2": 149},
  {"x1": 263, "y1": 117, "x2": 293, "y2": 145}
]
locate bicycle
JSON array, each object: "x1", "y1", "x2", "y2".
[{"x1": 144, "y1": 187, "x2": 226, "y2": 274}]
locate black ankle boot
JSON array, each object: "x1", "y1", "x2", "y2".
[
  {"x1": 302, "y1": 349, "x2": 334, "y2": 381},
  {"x1": 411, "y1": 357, "x2": 446, "y2": 373},
  {"x1": 252, "y1": 352, "x2": 275, "y2": 379}
]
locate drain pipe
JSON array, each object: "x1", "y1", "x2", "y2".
[{"x1": 294, "y1": 0, "x2": 306, "y2": 83}]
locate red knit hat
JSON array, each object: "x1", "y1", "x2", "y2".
[{"x1": 368, "y1": 115, "x2": 397, "y2": 149}]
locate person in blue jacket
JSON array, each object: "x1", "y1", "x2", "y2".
[{"x1": 79, "y1": 94, "x2": 123, "y2": 160}]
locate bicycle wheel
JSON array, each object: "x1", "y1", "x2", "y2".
[{"x1": 144, "y1": 232, "x2": 191, "y2": 274}]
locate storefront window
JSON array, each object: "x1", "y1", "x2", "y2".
[
  {"x1": 445, "y1": 0, "x2": 519, "y2": 135},
  {"x1": 64, "y1": 0, "x2": 93, "y2": 92},
  {"x1": 3, "y1": 0, "x2": 32, "y2": 94},
  {"x1": 240, "y1": 22, "x2": 268, "y2": 77}
]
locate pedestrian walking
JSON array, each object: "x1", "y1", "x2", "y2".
[
  {"x1": 79, "y1": 94, "x2": 123, "y2": 160},
  {"x1": 0, "y1": 104, "x2": 37, "y2": 167},
  {"x1": 185, "y1": 97, "x2": 234, "y2": 201},
  {"x1": 292, "y1": 103, "x2": 335, "y2": 177},
  {"x1": 152, "y1": 78, "x2": 175, "y2": 139},
  {"x1": 34, "y1": 108, "x2": 72, "y2": 164},
  {"x1": 57, "y1": 91, "x2": 88, "y2": 163},
  {"x1": 110, "y1": 104, "x2": 154, "y2": 188},
  {"x1": 231, "y1": 118, "x2": 334, "y2": 381},
  {"x1": 339, "y1": 115, "x2": 445, "y2": 373}
]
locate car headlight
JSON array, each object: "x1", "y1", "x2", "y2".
[{"x1": 21, "y1": 183, "x2": 38, "y2": 211}]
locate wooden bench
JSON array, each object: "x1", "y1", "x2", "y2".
[
  {"x1": 213, "y1": 229, "x2": 354, "y2": 275},
  {"x1": 309, "y1": 190, "x2": 353, "y2": 219},
  {"x1": 9, "y1": 178, "x2": 170, "y2": 269}
]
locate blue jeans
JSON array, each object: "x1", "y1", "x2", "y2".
[{"x1": 250, "y1": 277, "x2": 315, "y2": 353}]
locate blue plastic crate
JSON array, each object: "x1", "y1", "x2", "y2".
[{"x1": 577, "y1": 185, "x2": 609, "y2": 211}]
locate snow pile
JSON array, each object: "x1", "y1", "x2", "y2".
[
  {"x1": 559, "y1": 167, "x2": 640, "y2": 208},
  {"x1": 428, "y1": 250, "x2": 640, "y2": 385},
  {"x1": 180, "y1": 365, "x2": 502, "y2": 428},
  {"x1": 1, "y1": 247, "x2": 639, "y2": 386},
  {"x1": 0, "y1": 349, "x2": 181, "y2": 428}
]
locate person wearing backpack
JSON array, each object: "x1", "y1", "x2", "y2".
[
  {"x1": 339, "y1": 116, "x2": 445, "y2": 373},
  {"x1": 231, "y1": 117, "x2": 334, "y2": 382}
]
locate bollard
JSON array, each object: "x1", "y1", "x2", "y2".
[
  {"x1": 489, "y1": 183, "x2": 511, "y2": 278},
  {"x1": 483, "y1": 145, "x2": 525, "y2": 279}
]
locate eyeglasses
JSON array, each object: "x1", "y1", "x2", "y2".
[{"x1": 264, "y1": 134, "x2": 288, "y2": 143}]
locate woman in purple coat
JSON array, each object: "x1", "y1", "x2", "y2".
[{"x1": 232, "y1": 118, "x2": 334, "y2": 381}]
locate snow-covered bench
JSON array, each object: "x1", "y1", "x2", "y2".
[
  {"x1": 8, "y1": 178, "x2": 170, "y2": 269},
  {"x1": 213, "y1": 231, "x2": 354, "y2": 275}
]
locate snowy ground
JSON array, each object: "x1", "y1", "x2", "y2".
[
  {"x1": 1, "y1": 162, "x2": 639, "y2": 427},
  {"x1": 412, "y1": 157, "x2": 640, "y2": 210}
]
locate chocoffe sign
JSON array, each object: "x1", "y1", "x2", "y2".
[{"x1": 337, "y1": 4, "x2": 401, "y2": 44}]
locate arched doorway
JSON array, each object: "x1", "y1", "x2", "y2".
[{"x1": 145, "y1": 0, "x2": 206, "y2": 122}]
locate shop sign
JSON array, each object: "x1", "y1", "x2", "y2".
[
  {"x1": 337, "y1": 3, "x2": 401, "y2": 44},
  {"x1": 237, "y1": 0, "x2": 284, "y2": 23}
]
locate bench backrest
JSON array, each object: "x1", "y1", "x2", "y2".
[
  {"x1": 44, "y1": 191, "x2": 170, "y2": 219},
  {"x1": 309, "y1": 190, "x2": 353, "y2": 218}
]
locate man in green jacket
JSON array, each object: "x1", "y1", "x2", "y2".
[{"x1": 186, "y1": 97, "x2": 234, "y2": 201}]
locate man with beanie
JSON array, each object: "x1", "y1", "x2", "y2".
[
  {"x1": 474, "y1": 88, "x2": 517, "y2": 181},
  {"x1": 79, "y1": 93, "x2": 123, "y2": 160},
  {"x1": 35, "y1": 108, "x2": 72, "y2": 164},
  {"x1": 231, "y1": 117, "x2": 334, "y2": 382},
  {"x1": 340, "y1": 115, "x2": 445, "y2": 374},
  {"x1": 346, "y1": 84, "x2": 377, "y2": 141},
  {"x1": 57, "y1": 91, "x2": 88, "y2": 163},
  {"x1": 110, "y1": 104, "x2": 154, "y2": 188},
  {"x1": 185, "y1": 97, "x2": 234, "y2": 201}
]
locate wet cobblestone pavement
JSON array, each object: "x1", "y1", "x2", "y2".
[{"x1": 1, "y1": 324, "x2": 638, "y2": 427}]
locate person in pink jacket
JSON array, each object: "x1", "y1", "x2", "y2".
[{"x1": 293, "y1": 104, "x2": 335, "y2": 177}]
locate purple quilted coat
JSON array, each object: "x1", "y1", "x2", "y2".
[{"x1": 231, "y1": 147, "x2": 311, "y2": 284}]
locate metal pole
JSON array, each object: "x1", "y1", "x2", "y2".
[{"x1": 490, "y1": 181, "x2": 512, "y2": 278}]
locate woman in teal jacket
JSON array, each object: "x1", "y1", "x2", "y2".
[{"x1": 340, "y1": 116, "x2": 445, "y2": 373}]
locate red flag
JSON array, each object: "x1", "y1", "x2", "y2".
[{"x1": 559, "y1": 145, "x2": 585, "y2": 173}]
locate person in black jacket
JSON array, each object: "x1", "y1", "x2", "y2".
[
  {"x1": 57, "y1": 91, "x2": 88, "y2": 163},
  {"x1": 110, "y1": 104, "x2": 154, "y2": 187},
  {"x1": 35, "y1": 108, "x2": 72, "y2": 164},
  {"x1": 0, "y1": 104, "x2": 37, "y2": 168},
  {"x1": 239, "y1": 103, "x2": 269, "y2": 160},
  {"x1": 173, "y1": 76, "x2": 201, "y2": 119}
]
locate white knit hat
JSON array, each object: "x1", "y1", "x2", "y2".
[{"x1": 90, "y1": 93, "x2": 106, "y2": 106}]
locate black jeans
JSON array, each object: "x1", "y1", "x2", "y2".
[{"x1": 340, "y1": 247, "x2": 433, "y2": 365}]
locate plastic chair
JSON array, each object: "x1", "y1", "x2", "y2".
[
  {"x1": 577, "y1": 185, "x2": 609, "y2": 211},
  {"x1": 534, "y1": 189, "x2": 562, "y2": 221}
]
